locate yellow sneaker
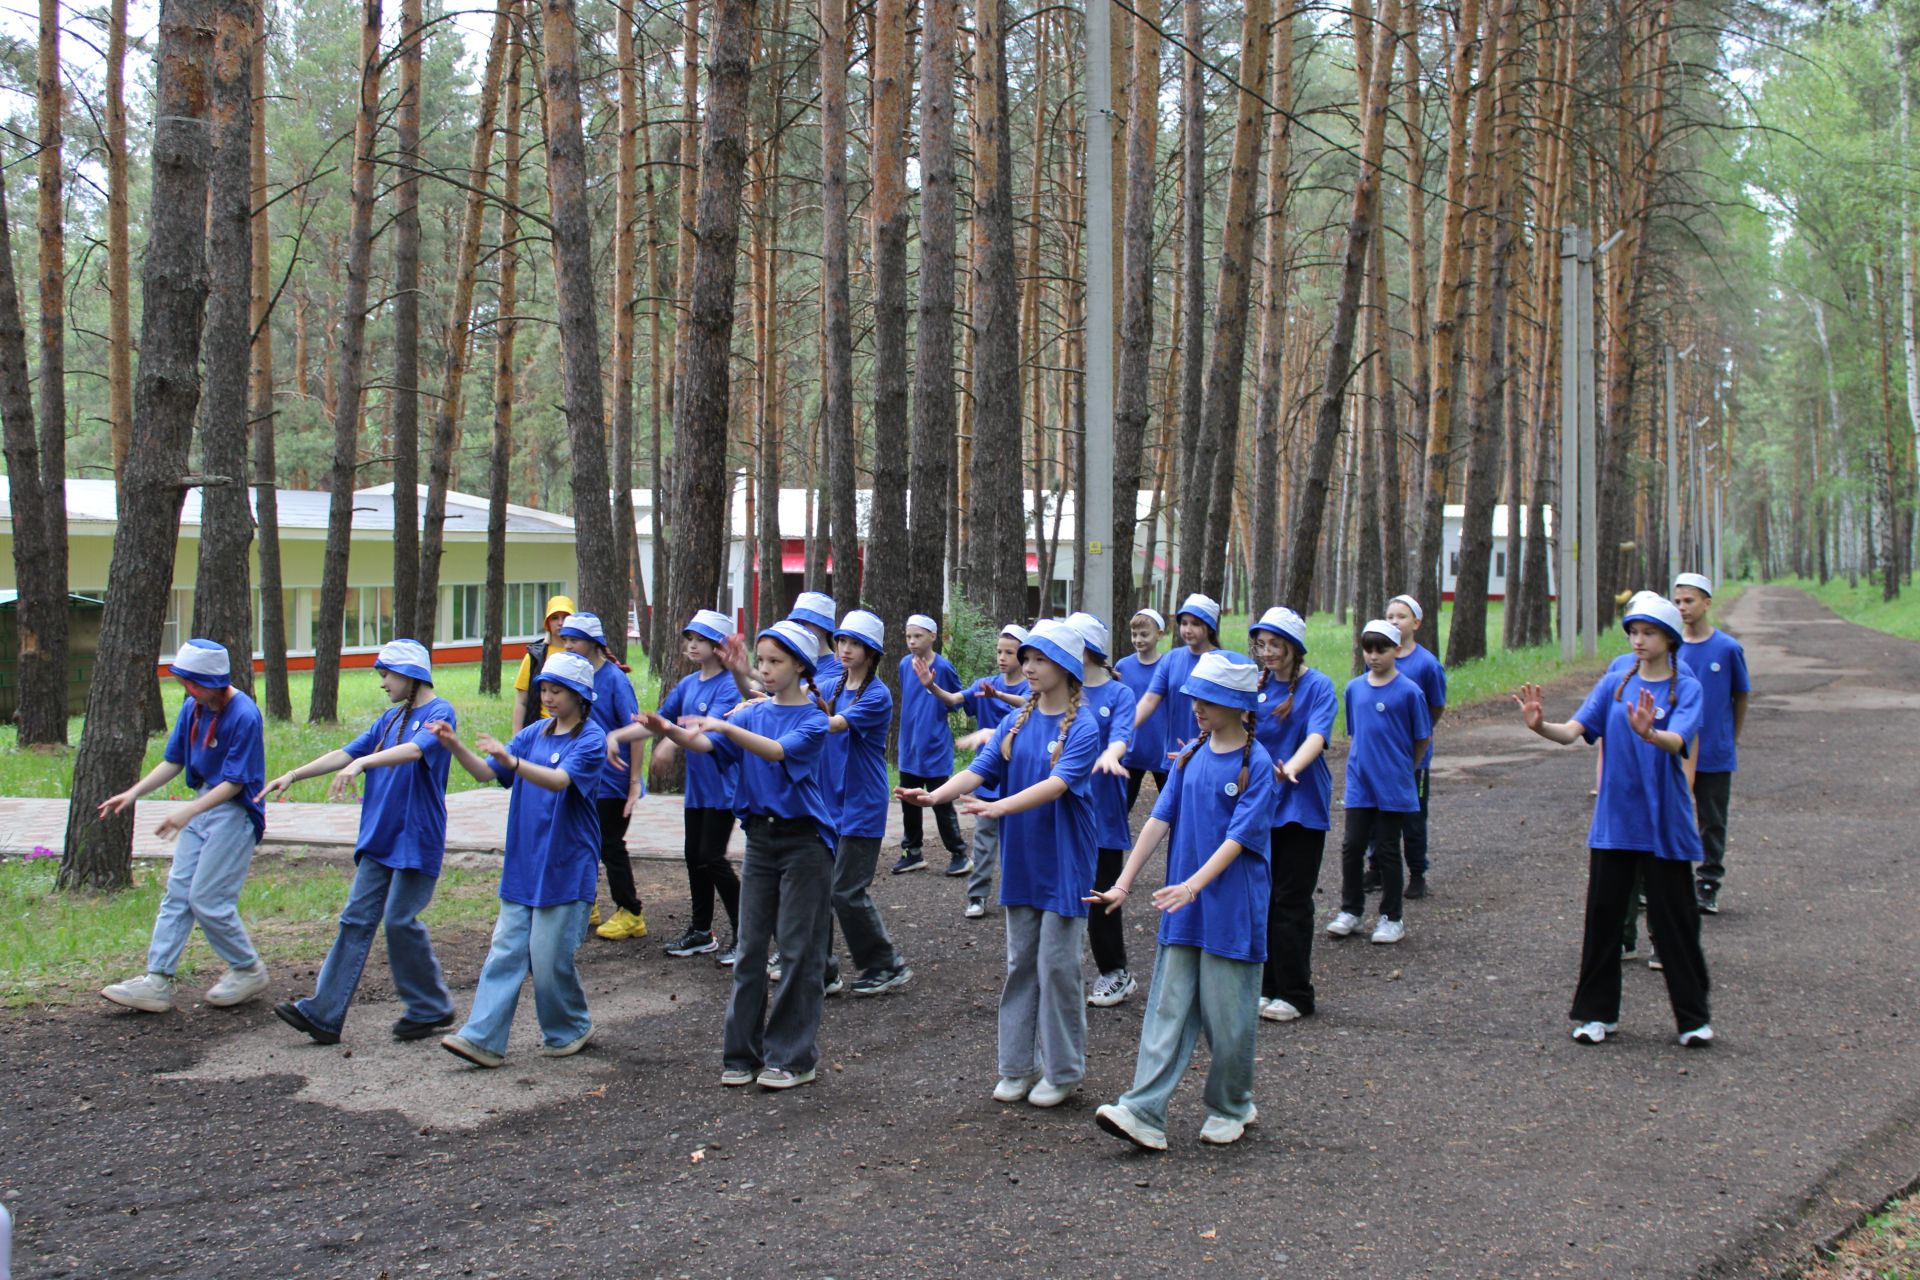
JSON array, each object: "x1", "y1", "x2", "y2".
[
  {"x1": 589, "y1": 903, "x2": 602, "y2": 927},
  {"x1": 596, "y1": 908, "x2": 647, "y2": 940}
]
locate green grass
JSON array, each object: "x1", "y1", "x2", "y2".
[
  {"x1": 1777, "y1": 574, "x2": 1920, "y2": 643},
  {"x1": 0, "y1": 852, "x2": 505, "y2": 1006},
  {"x1": 0, "y1": 658, "x2": 667, "y2": 802},
  {"x1": 1804, "y1": 1190, "x2": 1920, "y2": 1280}
]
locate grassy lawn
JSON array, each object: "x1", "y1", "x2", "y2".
[
  {"x1": 0, "y1": 851, "x2": 504, "y2": 1007},
  {"x1": 1779, "y1": 575, "x2": 1920, "y2": 643}
]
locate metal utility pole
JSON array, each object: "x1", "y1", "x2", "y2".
[
  {"x1": 1558, "y1": 229, "x2": 1581, "y2": 662},
  {"x1": 1665, "y1": 342, "x2": 1693, "y2": 583},
  {"x1": 1081, "y1": 0, "x2": 1116, "y2": 625}
]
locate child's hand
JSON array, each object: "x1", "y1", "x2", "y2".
[
  {"x1": 894, "y1": 786, "x2": 935, "y2": 808},
  {"x1": 957, "y1": 796, "x2": 1001, "y2": 820},
  {"x1": 1275, "y1": 760, "x2": 1302, "y2": 785},
  {"x1": 1513, "y1": 683, "x2": 1545, "y2": 732},
  {"x1": 257, "y1": 772, "x2": 297, "y2": 803},
  {"x1": 426, "y1": 720, "x2": 459, "y2": 746},
  {"x1": 1083, "y1": 884, "x2": 1130, "y2": 914},
  {"x1": 957, "y1": 729, "x2": 992, "y2": 751},
  {"x1": 1151, "y1": 880, "x2": 1200, "y2": 914},
  {"x1": 1627, "y1": 688, "x2": 1659, "y2": 739},
  {"x1": 326, "y1": 758, "x2": 364, "y2": 802},
  {"x1": 682, "y1": 715, "x2": 732, "y2": 737},
  {"x1": 721, "y1": 634, "x2": 752, "y2": 677},
  {"x1": 912, "y1": 656, "x2": 937, "y2": 689},
  {"x1": 1093, "y1": 754, "x2": 1129, "y2": 777},
  {"x1": 475, "y1": 731, "x2": 511, "y2": 764}
]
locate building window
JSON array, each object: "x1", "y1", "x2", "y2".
[
  {"x1": 1448, "y1": 551, "x2": 1460, "y2": 577},
  {"x1": 1495, "y1": 551, "x2": 1507, "y2": 579}
]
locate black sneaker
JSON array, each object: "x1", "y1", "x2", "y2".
[
  {"x1": 666, "y1": 928, "x2": 720, "y2": 957},
  {"x1": 1696, "y1": 883, "x2": 1719, "y2": 915},
  {"x1": 274, "y1": 1000, "x2": 341, "y2": 1045},
  {"x1": 1405, "y1": 875, "x2": 1428, "y2": 900},
  {"x1": 716, "y1": 941, "x2": 740, "y2": 967},
  {"x1": 1362, "y1": 864, "x2": 1381, "y2": 893},
  {"x1": 891, "y1": 850, "x2": 928, "y2": 875},
  {"x1": 391, "y1": 1011, "x2": 455, "y2": 1041},
  {"x1": 850, "y1": 964, "x2": 912, "y2": 996},
  {"x1": 943, "y1": 852, "x2": 972, "y2": 876},
  {"x1": 825, "y1": 966, "x2": 844, "y2": 996}
]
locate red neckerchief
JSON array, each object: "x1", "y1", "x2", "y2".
[{"x1": 186, "y1": 691, "x2": 229, "y2": 752}]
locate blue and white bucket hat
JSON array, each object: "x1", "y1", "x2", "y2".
[
  {"x1": 1361, "y1": 620, "x2": 1402, "y2": 647},
  {"x1": 1065, "y1": 611, "x2": 1110, "y2": 660},
  {"x1": 1018, "y1": 618, "x2": 1086, "y2": 683},
  {"x1": 1672, "y1": 572, "x2": 1714, "y2": 598},
  {"x1": 537, "y1": 651, "x2": 598, "y2": 703},
  {"x1": 374, "y1": 638, "x2": 433, "y2": 684},
  {"x1": 1249, "y1": 606, "x2": 1309, "y2": 655},
  {"x1": 758, "y1": 619, "x2": 821, "y2": 675},
  {"x1": 168, "y1": 638, "x2": 233, "y2": 689},
  {"x1": 998, "y1": 623, "x2": 1030, "y2": 645},
  {"x1": 1133, "y1": 607, "x2": 1167, "y2": 632},
  {"x1": 833, "y1": 609, "x2": 886, "y2": 655},
  {"x1": 1181, "y1": 650, "x2": 1260, "y2": 712},
  {"x1": 1622, "y1": 595, "x2": 1684, "y2": 645},
  {"x1": 558, "y1": 611, "x2": 609, "y2": 648},
  {"x1": 1176, "y1": 593, "x2": 1222, "y2": 633},
  {"x1": 684, "y1": 609, "x2": 734, "y2": 645},
  {"x1": 788, "y1": 592, "x2": 837, "y2": 633}
]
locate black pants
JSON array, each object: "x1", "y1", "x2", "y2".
[
  {"x1": 1693, "y1": 771, "x2": 1733, "y2": 888},
  {"x1": 1367, "y1": 768, "x2": 1431, "y2": 876},
  {"x1": 684, "y1": 806, "x2": 741, "y2": 934},
  {"x1": 1341, "y1": 807, "x2": 1404, "y2": 920},
  {"x1": 1124, "y1": 768, "x2": 1169, "y2": 815},
  {"x1": 1572, "y1": 848, "x2": 1711, "y2": 1031},
  {"x1": 595, "y1": 797, "x2": 643, "y2": 915},
  {"x1": 898, "y1": 771, "x2": 965, "y2": 854},
  {"x1": 1087, "y1": 848, "x2": 1128, "y2": 974},
  {"x1": 1264, "y1": 823, "x2": 1327, "y2": 1011}
]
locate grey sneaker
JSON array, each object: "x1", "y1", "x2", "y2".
[
  {"x1": 441, "y1": 1033, "x2": 505, "y2": 1068},
  {"x1": 1087, "y1": 969, "x2": 1136, "y2": 1008},
  {"x1": 1326, "y1": 911, "x2": 1363, "y2": 938},
  {"x1": 205, "y1": 962, "x2": 269, "y2": 1007},
  {"x1": 538, "y1": 1026, "x2": 594, "y2": 1057},
  {"x1": 757, "y1": 1066, "x2": 816, "y2": 1090},
  {"x1": 964, "y1": 898, "x2": 986, "y2": 919},
  {"x1": 1027, "y1": 1078, "x2": 1077, "y2": 1108},
  {"x1": 101, "y1": 972, "x2": 173, "y2": 1013},
  {"x1": 1260, "y1": 997, "x2": 1303, "y2": 1023},
  {"x1": 1571, "y1": 1020, "x2": 1619, "y2": 1045},
  {"x1": 1199, "y1": 1106, "x2": 1258, "y2": 1145}
]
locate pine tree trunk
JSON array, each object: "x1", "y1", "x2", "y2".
[
  {"x1": 664, "y1": 0, "x2": 703, "y2": 626},
  {"x1": 250, "y1": 3, "x2": 291, "y2": 719},
  {"x1": 106, "y1": 0, "x2": 133, "y2": 488},
  {"x1": 642, "y1": 67, "x2": 673, "y2": 657},
  {"x1": 867, "y1": 0, "x2": 912, "y2": 624},
  {"x1": 190, "y1": 0, "x2": 257, "y2": 694},
  {"x1": 1249, "y1": 12, "x2": 1293, "y2": 610},
  {"x1": 1400, "y1": 2, "x2": 1430, "y2": 548},
  {"x1": 665, "y1": 0, "x2": 755, "y2": 676},
  {"x1": 542, "y1": 0, "x2": 626, "y2": 656},
  {"x1": 610, "y1": 0, "x2": 641, "y2": 637},
  {"x1": 1175, "y1": 0, "x2": 1206, "y2": 596},
  {"x1": 390, "y1": 0, "x2": 424, "y2": 639},
  {"x1": 1111, "y1": 3, "x2": 1161, "y2": 615},
  {"x1": 310, "y1": 0, "x2": 383, "y2": 724},
  {"x1": 1370, "y1": 230, "x2": 1406, "y2": 592},
  {"x1": 820, "y1": 0, "x2": 858, "y2": 604},
  {"x1": 61, "y1": 0, "x2": 213, "y2": 890},
  {"x1": 481, "y1": 39, "x2": 524, "y2": 698},
  {"x1": 908, "y1": 0, "x2": 958, "y2": 613}
]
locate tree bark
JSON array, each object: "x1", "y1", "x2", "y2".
[
  {"x1": 1400, "y1": 0, "x2": 1430, "y2": 546},
  {"x1": 1112, "y1": 2, "x2": 1161, "y2": 614},
  {"x1": 190, "y1": 0, "x2": 257, "y2": 694},
  {"x1": 1249, "y1": 12, "x2": 1294, "y2": 609},
  {"x1": 61, "y1": 0, "x2": 213, "y2": 890},
  {"x1": 389, "y1": 0, "x2": 424, "y2": 639},
  {"x1": 1175, "y1": 0, "x2": 1206, "y2": 596},
  {"x1": 908, "y1": 0, "x2": 958, "y2": 613},
  {"x1": 819, "y1": 0, "x2": 858, "y2": 605},
  {"x1": 481, "y1": 37, "x2": 525, "y2": 698},
  {"x1": 610, "y1": 0, "x2": 641, "y2": 638},
  {"x1": 868, "y1": 0, "x2": 912, "y2": 624},
  {"x1": 106, "y1": 0, "x2": 133, "y2": 488},
  {"x1": 250, "y1": 2, "x2": 291, "y2": 720}
]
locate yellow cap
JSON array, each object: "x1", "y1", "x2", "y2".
[{"x1": 545, "y1": 594, "x2": 577, "y2": 621}]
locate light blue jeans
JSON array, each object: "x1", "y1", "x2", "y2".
[
  {"x1": 296, "y1": 856, "x2": 453, "y2": 1034},
  {"x1": 1115, "y1": 943, "x2": 1262, "y2": 1131},
  {"x1": 456, "y1": 900, "x2": 592, "y2": 1054},
  {"x1": 146, "y1": 798, "x2": 260, "y2": 976}
]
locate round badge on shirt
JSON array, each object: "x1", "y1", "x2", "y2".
[
  {"x1": 1224, "y1": 781, "x2": 1239, "y2": 796},
  {"x1": 1099, "y1": 705, "x2": 1111, "y2": 717},
  {"x1": 1710, "y1": 662, "x2": 1721, "y2": 672},
  {"x1": 1654, "y1": 706, "x2": 1667, "y2": 720},
  {"x1": 550, "y1": 751, "x2": 561, "y2": 763},
  {"x1": 411, "y1": 720, "x2": 422, "y2": 732},
  {"x1": 1375, "y1": 701, "x2": 1386, "y2": 713},
  {"x1": 1257, "y1": 692, "x2": 1267, "y2": 703}
]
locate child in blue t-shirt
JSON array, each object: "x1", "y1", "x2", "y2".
[
  {"x1": 641, "y1": 620, "x2": 837, "y2": 1090},
  {"x1": 1067, "y1": 612, "x2": 1142, "y2": 1009},
  {"x1": 1672, "y1": 573, "x2": 1749, "y2": 914},
  {"x1": 958, "y1": 623, "x2": 1032, "y2": 918},
  {"x1": 1328, "y1": 621, "x2": 1433, "y2": 945},
  {"x1": 610, "y1": 609, "x2": 743, "y2": 960},
  {"x1": 557, "y1": 613, "x2": 647, "y2": 942},
  {"x1": 1089, "y1": 651, "x2": 1276, "y2": 1151},
  {"x1": 261, "y1": 640, "x2": 457, "y2": 1044},
  {"x1": 1379, "y1": 594, "x2": 1446, "y2": 898},
  {"x1": 899, "y1": 620, "x2": 1100, "y2": 1110},
  {"x1": 894, "y1": 613, "x2": 968, "y2": 875},
  {"x1": 1517, "y1": 593, "x2": 1714, "y2": 1048},
  {"x1": 434, "y1": 652, "x2": 607, "y2": 1068},
  {"x1": 1247, "y1": 608, "x2": 1339, "y2": 1023},
  {"x1": 99, "y1": 639, "x2": 271, "y2": 1015},
  {"x1": 1133, "y1": 593, "x2": 1222, "y2": 761},
  {"x1": 1115, "y1": 608, "x2": 1169, "y2": 811}
]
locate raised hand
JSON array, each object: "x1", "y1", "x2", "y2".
[
  {"x1": 1513, "y1": 683, "x2": 1546, "y2": 732},
  {"x1": 1626, "y1": 687, "x2": 1659, "y2": 739},
  {"x1": 912, "y1": 655, "x2": 937, "y2": 689}
]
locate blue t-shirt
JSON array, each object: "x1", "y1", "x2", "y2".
[
  {"x1": 1396, "y1": 644, "x2": 1448, "y2": 768},
  {"x1": 342, "y1": 695, "x2": 456, "y2": 876},
  {"x1": 823, "y1": 675, "x2": 894, "y2": 839},
  {"x1": 490, "y1": 719, "x2": 606, "y2": 907},
  {"x1": 1341, "y1": 673, "x2": 1433, "y2": 812},
  {"x1": 1150, "y1": 736, "x2": 1277, "y2": 962},
  {"x1": 962, "y1": 672, "x2": 1031, "y2": 801},
  {"x1": 1250, "y1": 667, "x2": 1339, "y2": 831},
  {"x1": 164, "y1": 690, "x2": 267, "y2": 841},
  {"x1": 966, "y1": 706, "x2": 1102, "y2": 916},
  {"x1": 583, "y1": 658, "x2": 641, "y2": 803},
  {"x1": 1572, "y1": 668, "x2": 1706, "y2": 861},
  {"x1": 659, "y1": 668, "x2": 741, "y2": 809},
  {"x1": 1081, "y1": 680, "x2": 1137, "y2": 850},
  {"x1": 1115, "y1": 653, "x2": 1168, "y2": 771},
  {"x1": 709, "y1": 699, "x2": 837, "y2": 852},
  {"x1": 897, "y1": 653, "x2": 963, "y2": 775},
  {"x1": 1680, "y1": 630, "x2": 1749, "y2": 773},
  {"x1": 1148, "y1": 646, "x2": 1245, "y2": 757},
  {"x1": 810, "y1": 650, "x2": 845, "y2": 699}
]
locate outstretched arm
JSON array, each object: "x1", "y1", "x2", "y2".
[{"x1": 1514, "y1": 683, "x2": 1586, "y2": 746}]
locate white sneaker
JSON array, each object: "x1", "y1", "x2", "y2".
[
  {"x1": 1370, "y1": 918, "x2": 1405, "y2": 945},
  {"x1": 1027, "y1": 1078, "x2": 1078, "y2": 1108},
  {"x1": 993, "y1": 1073, "x2": 1041, "y2": 1103},
  {"x1": 964, "y1": 898, "x2": 986, "y2": 919},
  {"x1": 1678, "y1": 1025, "x2": 1714, "y2": 1048},
  {"x1": 205, "y1": 962, "x2": 269, "y2": 1007},
  {"x1": 1095, "y1": 1102, "x2": 1168, "y2": 1151},
  {"x1": 1571, "y1": 1020, "x2": 1618, "y2": 1044},
  {"x1": 1200, "y1": 1105, "x2": 1258, "y2": 1145},
  {"x1": 1326, "y1": 911, "x2": 1363, "y2": 938},
  {"x1": 538, "y1": 1026, "x2": 594, "y2": 1057},
  {"x1": 1087, "y1": 969, "x2": 1137, "y2": 1008},
  {"x1": 1260, "y1": 997, "x2": 1303, "y2": 1023},
  {"x1": 101, "y1": 972, "x2": 173, "y2": 1013}
]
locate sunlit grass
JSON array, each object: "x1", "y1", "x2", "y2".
[{"x1": 1781, "y1": 574, "x2": 1920, "y2": 643}]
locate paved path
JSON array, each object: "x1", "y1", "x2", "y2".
[{"x1": 4, "y1": 586, "x2": 1919, "y2": 1279}]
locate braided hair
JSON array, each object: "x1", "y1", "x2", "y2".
[
  {"x1": 1000, "y1": 677, "x2": 1084, "y2": 763},
  {"x1": 378, "y1": 679, "x2": 425, "y2": 750},
  {"x1": 1613, "y1": 634, "x2": 1681, "y2": 709},
  {"x1": 1257, "y1": 644, "x2": 1302, "y2": 720},
  {"x1": 1170, "y1": 707, "x2": 1256, "y2": 794}
]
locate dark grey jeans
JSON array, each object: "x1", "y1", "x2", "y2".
[
  {"x1": 1693, "y1": 771, "x2": 1733, "y2": 888},
  {"x1": 723, "y1": 818, "x2": 834, "y2": 1075},
  {"x1": 831, "y1": 835, "x2": 902, "y2": 974}
]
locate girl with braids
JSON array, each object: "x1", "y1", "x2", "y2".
[
  {"x1": 897, "y1": 619, "x2": 1102, "y2": 1108},
  {"x1": 1066, "y1": 612, "x2": 1142, "y2": 1009},
  {"x1": 556, "y1": 612, "x2": 648, "y2": 943},
  {"x1": 894, "y1": 614, "x2": 969, "y2": 876},
  {"x1": 958, "y1": 624, "x2": 1033, "y2": 919},
  {"x1": 820, "y1": 610, "x2": 911, "y2": 996},
  {"x1": 261, "y1": 640, "x2": 458, "y2": 1044},
  {"x1": 1516, "y1": 594, "x2": 1714, "y2": 1048},
  {"x1": 1133, "y1": 594, "x2": 1223, "y2": 760},
  {"x1": 608, "y1": 610, "x2": 742, "y2": 962},
  {"x1": 1247, "y1": 608, "x2": 1339, "y2": 1023},
  {"x1": 1089, "y1": 652, "x2": 1276, "y2": 1151},
  {"x1": 1116, "y1": 608, "x2": 1170, "y2": 812},
  {"x1": 1327, "y1": 621, "x2": 1432, "y2": 946}
]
